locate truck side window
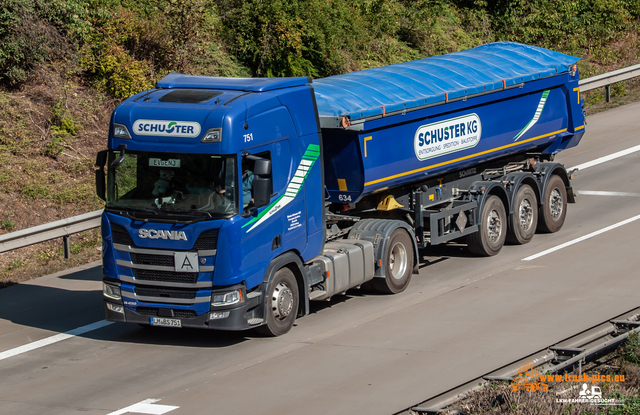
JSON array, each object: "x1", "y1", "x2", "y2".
[{"x1": 243, "y1": 151, "x2": 272, "y2": 209}]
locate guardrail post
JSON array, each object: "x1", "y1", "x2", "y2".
[
  {"x1": 63, "y1": 236, "x2": 71, "y2": 259},
  {"x1": 606, "y1": 85, "x2": 611, "y2": 103}
]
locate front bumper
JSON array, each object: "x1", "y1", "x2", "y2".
[{"x1": 104, "y1": 285, "x2": 266, "y2": 331}]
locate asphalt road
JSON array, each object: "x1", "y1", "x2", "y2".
[{"x1": 2, "y1": 101, "x2": 640, "y2": 415}]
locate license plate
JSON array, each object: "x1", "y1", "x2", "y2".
[{"x1": 150, "y1": 317, "x2": 182, "y2": 328}]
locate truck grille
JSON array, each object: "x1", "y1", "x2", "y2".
[
  {"x1": 111, "y1": 225, "x2": 219, "y2": 251},
  {"x1": 130, "y1": 253, "x2": 174, "y2": 267},
  {"x1": 112, "y1": 223, "x2": 135, "y2": 246},
  {"x1": 193, "y1": 229, "x2": 219, "y2": 250},
  {"x1": 135, "y1": 287, "x2": 197, "y2": 300},
  {"x1": 136, "y1": 307, "x2": 198, "y2": 318},
  {"x1": 133, "y1": 269, "x2": 198, "y2": 284}
]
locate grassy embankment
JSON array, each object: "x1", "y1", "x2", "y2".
[{"x1": 1, "y1": 0, "x2": 640, "y2": 284}]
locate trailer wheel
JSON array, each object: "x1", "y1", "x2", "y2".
[
  {"x1": 507, "y1": 184, "x2": 538, "y2": 245},
  {"x1": 257, "y1": 267, "x2": 299, "y2": 337},
  {"x1": 371, "y1": 228, "x2": 413, "y2": 294},
  {"x1": 538, "y1": 175, "x2": 567, "y2": 233},
  {"x1": 467, "y1": 195, "x2": 506, "y2": 256}
]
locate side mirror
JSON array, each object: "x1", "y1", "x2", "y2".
[
  {"x1": 253, "y1": 176, "x2": 272, "y2": 208},
  {"x1": 95, "y1": 150, "x2": 107, "y2": 201},
  {"x1": 95, "y1": 170, "x2": 106, "y2": 201},
  {"x1": 253, "y1": 159, "x2": 271, "y2": 176},
  {"x1": 96, "y1": 150, "x2": 108, "y2": 168}
]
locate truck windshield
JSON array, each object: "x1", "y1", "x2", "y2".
[{"x1": 106, "y1": 150, "x2": 238, "y2": 217}]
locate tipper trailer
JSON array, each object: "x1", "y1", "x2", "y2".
[{"x1": 97, "y1": 42, "x2": 585, "y2": 335}]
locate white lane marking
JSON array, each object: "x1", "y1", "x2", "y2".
[
  {"x1": 522, "y1": 213, "x2": 640, "y2": 261},
  {"x1": 107, "y1": 399, "x2": 179, "y2": 415},
  {"x1": 569, "y1": 144, "x2": 640, "y2": 171},
  {"x1": 578, "y1": 190, "x2": 640, "y2": 197},
  {"x1": 0, "y1": 320, "x2": 114, "y2": 361}
]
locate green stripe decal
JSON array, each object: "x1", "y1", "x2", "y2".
[
  {"x1": 242, "y1": 144, "x2": 320, "y2": 232},
  {"x1": 514, "y1": 90, "x2": 550, "y2": 142}
]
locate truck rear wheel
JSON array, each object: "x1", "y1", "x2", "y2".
[
  {"x1": 467, "y1": 195, "x2": 506, "y2": 256},
  {"x1": 257, "y1": 267, "x2": 299, "y2": 337},
  {"x1": 507, "y1": 184, "x2": 538, "y2": 245},
  {"x1": 371, "y1": 228, "x2": 413, "y2": 294},
  {"x1": 538, "y1": 175, "x2": 567, "y2": 233}
]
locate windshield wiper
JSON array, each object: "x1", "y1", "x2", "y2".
[
  {"x1": 107, "y1": 206, "x2": 157, "y2": 215},
  {"x1": 107, "y1": 205, "x2": 220, "y2": 223},
  {"x1": 159, "y1": 207, "x2": 212, "y2": 217},
  {"x1": 106, "y1": 206, "x2": 159, "y2": 221}
]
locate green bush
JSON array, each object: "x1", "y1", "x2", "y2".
[
  {"x1": 2, "y1": 0, "x2": 640, "y2": 96},
  {"x1": 490, "y1": 0, "x2": 634, "y2": 52},
  {"x1": 0, "y1": 0, "x2": 89, "y2": 88},
  {"x1": 0, "y1": 213, "x2": 16, "y2": 231},
  {"x1": 216, "y1": 0, "x2": 414, "y2": 77},
  {"x1": 44, "y1": 101, "x2": 82, "y2": 157},
  {"x1": 399, "y1": 0, "x2": 490, "y2": 56},
  {"x1": 79, "y1": 8, "x2": 156, "y2": 98},
  {"x1": 620, "y1": 332, "x2": 640, "y2": 365}
]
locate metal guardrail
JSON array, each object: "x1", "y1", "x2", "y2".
[
  {"x1": 0, "y1": 210, "x2": 102, "y2": 258},
  {"x1": 0, "y1": 64, "x2": 639, "y2": 259},
  {"x1": 579, "y1": 63, "x2": 640, "y2": 102}
]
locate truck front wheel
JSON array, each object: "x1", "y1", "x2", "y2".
[
  {"x1": 371, "y1": 228, "x2": 414, "y2": 294},
  {"x1": 257, "y1": 267, "x2": 299, "y2": 337},
  {"x1": 467, "y1": 195, "x2": 506, "y2": 256},
  {"x1": 538, "y1": 175, "x2": 567, "y2": 233}
]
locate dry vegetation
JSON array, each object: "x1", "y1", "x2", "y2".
[
  {"x1": 1, "y1": 0, "x2": 640, "y2": 285},
  {"x1": 0, "y1": 65, "x2": 115, "y2": 285},
  {"x1": 452, "y1": 335, "x2": 640, "y2": 414}
]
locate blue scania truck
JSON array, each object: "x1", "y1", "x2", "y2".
[{"x1": 97, "y1": 42, "x2": 585, "y2": 336}]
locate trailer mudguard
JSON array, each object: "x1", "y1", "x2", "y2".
[
  {"x1": 468, "y1": 181, "x2": 510, "y2": 224},
  {"x1": 502, "y1": 172, "x2": 543, "y2": 215},
  {"x1": 534, "y1": 163, "x2": 575, "y2": 204}
]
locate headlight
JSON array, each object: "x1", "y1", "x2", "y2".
[
  {"x1": 113, "y1": 123, "x2": 131, "y2": 139},
  {"x1": 201, "y1": 128, "x2": 222, "y2": 143},
  {"x1": 103, "y1": 283, "x2": 121, "y2": 301},
  {"x1": 211, "y1": 289, "x2": 242, "y2": 307}
]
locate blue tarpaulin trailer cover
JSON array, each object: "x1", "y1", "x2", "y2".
[{"x1": 312, "y1": 42, "x2": 580, "y2": 121}]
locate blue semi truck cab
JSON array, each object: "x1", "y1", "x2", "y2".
[{"x1": 97, "y1": 42, "x2": 585, "y2": 335}]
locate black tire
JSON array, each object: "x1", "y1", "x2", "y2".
[
  {"x1": 537, "y1": 175, "x2": 567, "y2": 233},
  {"x1": 371, "y1": 228, "x2": 414, "y2": 294},
  {"x1": 507, "y1": 184, "x2": 538, "y2": 245},
  {"x1": 256, "y1": 267, "x2": 299, "y2": 337},
  {"x1": 466, "y1": 195, "x2": 507, "y2": 256}
]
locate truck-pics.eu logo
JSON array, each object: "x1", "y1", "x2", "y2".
[
  {"x1": 510, "y1": 361, "x2": 625, "y2": 406},
  {"x1": 133, "y1": 119, "x2": 201, "y2": 138},
  {"x1": 414, "y1": 113, "x2": 481, "y2": 161}
]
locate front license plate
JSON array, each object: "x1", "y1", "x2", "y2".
[{"x1": 150, "y1": 317, "x2": 182, "y2": 328}]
